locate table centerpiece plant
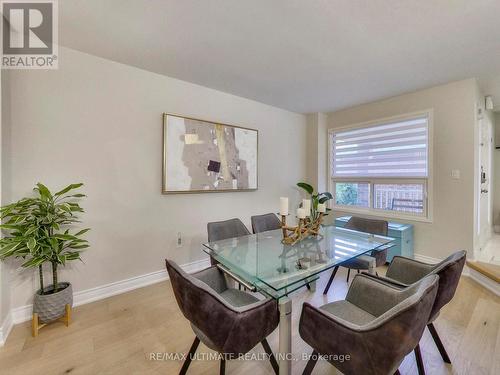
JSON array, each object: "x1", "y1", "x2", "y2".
[{"x1": 297, "y1": 182, "x2": 333, "y2": 219}]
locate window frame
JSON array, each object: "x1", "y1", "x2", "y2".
[{"x1": 328, "y1": 110, "x2": 434, "y2": 223}]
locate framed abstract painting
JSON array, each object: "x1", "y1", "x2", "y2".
[{"x1": 162, "y1": 113, "x2": 258, "y2": 193}]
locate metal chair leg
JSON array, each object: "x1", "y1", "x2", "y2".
[
  {"x1": 346, "y1": 268, "x2": 351, "y2": 282},
  {"x1": 219, "y1": 358, "x2": 226, "y2": 375},
  {"x1": 179, "y1": 337, "x2": 200, "y2": 375},
  {"x1": 427, "y1": 323, "x2": 451, "y2": 363},
  {"x1": 302, "y1": 350, "x2": 318, "y2": 375},
  {"x1": 261, "y1": 338, "x2": 279, "y2": 375},
  {"x1": 414, "y1": 344, "x2": 425, "y2": 375},
  {"x1": 323, "y1": 266, "x2": 339, "y2": 294}
]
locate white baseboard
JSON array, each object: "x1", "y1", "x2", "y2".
[
  {"x1": 464, "y1": 267, "x2": 500, "y2": 297},
  {"x1": 413, "y1": 253, "x2": 441, "y2": 264},
  {"x1": 0, "y1": 310, "x2": 13, "y2": 346},
  {"x1": 1, "y1": 257, "x2": 211, "y2": 345}
]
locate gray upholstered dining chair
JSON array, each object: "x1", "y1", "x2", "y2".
[
  {"x1": 251, "y1": 213, "x2": 282, "y2": 234},
  {"x1": 373, "y1": 250, "x2": 466, "y2": 372},
  {"x1": 166, "y1": 259, "x2": 279, "y2": 375},
  {"x1": 207, "y1": 218, "x2": 251, "y2": 265},
  {"x1": 207, "y1": 218, "x2": 251, "y2": 242},
  {"x1": 300, "y1": 273, "x2": 439, "y2": 375},
  {"x1": 323, "y1": 216, "x2": 389, "y2": 294}
]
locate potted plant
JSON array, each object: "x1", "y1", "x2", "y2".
[
  {"x1": 0, "y1": 183, "x2": 89, "y2": 325},
  {"x1": 297, "y1": 182, "x2": 333, "y2": 219}
]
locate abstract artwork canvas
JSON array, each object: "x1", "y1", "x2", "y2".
[{"x1": 162, "y1": 113, "x2": 258, "y2": 193}]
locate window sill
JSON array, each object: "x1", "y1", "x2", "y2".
[{"x1": 332, "y1": 206, "x2": 433, "y2": 223}]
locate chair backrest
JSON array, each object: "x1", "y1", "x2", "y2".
[
  {"x1": 364, "y1": 274, "x2": 438, "y2": 373},
  {"x1": 428, "y1": 250, "x2": 466, "y2": 318},
  {"x1": 299, "y1": 274, "x2": 438, "y2": 375},
  {"x1": 345, "y1": 216, "x2": 389, "y2": 265},
  {"x1": 251, "y1": 213, "x2": 282, "y2": 234},
  {"x1": 165, "y1": 259, "x2": 278, "y2": 355},
  {"x1": 207, "y1": 218, "x2": 250, "y2": 242},
  {"x1": 344, "y1": 216, "x2": 389, "y2": 236}
]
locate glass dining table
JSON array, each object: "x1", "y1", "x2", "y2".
[{"x1": 203, "y1": 224, "x2": 394, "y2": 375}]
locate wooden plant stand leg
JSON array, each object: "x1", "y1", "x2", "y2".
[
  {"x1": 32, "y1": 313, "x2": 46, "y2": 337},
  {"x1": 31, "y1": 304, "x2": 72, "y2": 337},
  {"x1": 32, "y1": 313, "x2": 39, "y2": 337},
  {"x1": 64, "y1": 304, "x2": 71, "y2": 327}
]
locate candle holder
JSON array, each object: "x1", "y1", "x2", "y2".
[{"x1": 281, "y1": 212, "x2": 325, "y2": 246}]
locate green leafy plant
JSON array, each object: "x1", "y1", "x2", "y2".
[
  {"x1": 0, "y1": 183, "x2": 90, "y2": 295},
  {"x1": 297, "y1": 182, "x2": 333, "y2": 220}
]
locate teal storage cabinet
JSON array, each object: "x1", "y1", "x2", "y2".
[{"x1": 334, "y1": 216, "x2": 414, "y2": 262}]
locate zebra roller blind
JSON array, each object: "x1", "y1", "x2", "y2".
[{"x1": 331, "y1": 116, "x2": 429, "y2": 178}]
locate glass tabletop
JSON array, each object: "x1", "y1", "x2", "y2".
[{"x1": 202, "y1": 225, "x2": 395, "y2": 299}]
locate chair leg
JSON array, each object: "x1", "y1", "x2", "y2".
[
  {"x1": 346, "y1": 268, "x2": 351, "y2": 283},
  {"x1": 323, "y1": 266, "x2": 339, "y2": 295},
  {"x1": 219, "y1": 358, "x2": 226, "y2": 375},
  {"x1": 261, "y1": 338, "x2": 279, "y2": 375},
  {"x1": 179, "y1": 337, "x2": 200, "y2": 375},
  {"x1": 375, "y1": 271, "x2": 379, "y2": 276},
  {"x1": 414, "y1": 344, "x2": 425, "y2": 375},
  {"x1": 302, "y1": 350, "x2": 318, "y2": 375},
  {"x1": 427, "y1": 323, "x2": 451, "y2": 363}
]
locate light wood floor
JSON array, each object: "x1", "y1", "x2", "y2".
[{"x1": 0, "y1": 267, "x2": 499, "y2": 375}]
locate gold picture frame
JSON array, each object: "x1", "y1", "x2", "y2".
[{"x1": 162, "y1": 113, "x2": 258, "y2": 194}]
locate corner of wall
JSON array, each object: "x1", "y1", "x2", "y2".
[
  {"x1": 305, "y1": 113, "x2": 328, "y2": 192},
  {"x1": 0, "y1": 61, "x2": 13, "y2": 346}
]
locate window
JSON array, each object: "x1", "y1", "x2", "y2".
[
  {"x1": 329, "y1": 112, "x2": 431, "y2": 220},
  {"x1": 373, "y1": 183, "x2": 424, "y2": 214},
  {"x1": 334, "y1": 182, "x2": 370, "y2": 208}
]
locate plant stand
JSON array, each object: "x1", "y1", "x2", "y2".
[{"x1": 32, "y1": 304, "x2": 71, "y2": 337}]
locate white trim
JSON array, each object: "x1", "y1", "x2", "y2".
[
  {"x1": 181, "y1": 258, "x2": 211, "y2": 274},
  {"x1": 1, "y1": 257, "x2": 211, "y2": 344},
  {"x1": 464, "y1": 267, "x2": 500, "y2": 297},
  {"x1": 413, "y1": 253, "x2": 441, "y2": 264},
  {"x1": 0, "y1": 310, "x2": 13, "y2": 346},
  {"x1": 328, "y1": 109, "x2": 434, "y2": 223}
]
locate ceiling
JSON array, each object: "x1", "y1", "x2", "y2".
[{"x1": 59, "y1": 0, "x2": 500, "y2": 114}]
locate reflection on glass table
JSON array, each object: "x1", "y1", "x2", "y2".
[{"x1": 203, "y1": 225, "x2": 394, "y2": 299}]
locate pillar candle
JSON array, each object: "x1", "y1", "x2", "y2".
[
  {"x1": 297, "y1": 208, "x2": 306, "y2": 219},
  {"x1": 317, "y1": 203, "x2": 326, "y2": 213},
  {"x1": 302, "y1": 199, "x2": 311, "y2": 216},
  {"x1": 280, "y1": 197, "x2": 289, "y2": 216}
]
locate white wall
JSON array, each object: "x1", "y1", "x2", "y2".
[
  {"x1": 306, "y1": 113, "x2": 328, "y2": 192},
  {"x1": 492, "y1": 113, "x2": 500, "y2": 226},
  {"x1": 325, "y1": 79, "x2": 477, "y2": 260},
  {"x1": 0, "y1": 65, "x2": 11, "y2": 342},
  {"x1": 1, "y1": 47, "x2": 308, "y2": 310}
]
